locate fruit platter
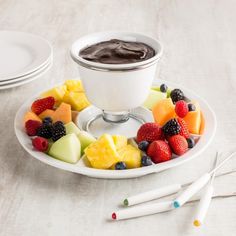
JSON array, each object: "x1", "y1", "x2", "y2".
[{"x1": 14, "y1": 79, "x2": 216, "y2": 179}]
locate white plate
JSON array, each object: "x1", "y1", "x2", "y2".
[
  {"x1": 0, "y1": 59, "x2": 52, "y2": 90},
  {"x1": 14, "y1": 80, "x2": 217, "y2": 179},
  {"x1": 0, "y1": 56, "x2": 53, "y2": 86},
  {"x1": 0, "y1": 31, "x2": 52, "y2": 81}
]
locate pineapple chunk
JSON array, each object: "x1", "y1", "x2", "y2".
[
  {"x1": 63, "y1": 91, "x2": 90, "y2": 111},
  {"x1": 85, "y1": 134, "x2": 120, "y2": 169},
  {"x1": 40, "y1": 85, "x2": 67, "y2": 106},
  {"x1": 118, "y1": 145, "x2": 141, "y2": 169},
  {"x1": 112, "y1": 135, "x2": 128, "y2": 150},
  {"x1": 64, "y1": 80, "x2": 84, "y2": 92}
]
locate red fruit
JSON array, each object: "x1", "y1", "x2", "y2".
[
  {"x1": 175, "y1": 100, "x2": 188, "y2": 118},
  {"x1": 25, "y1": 120, "x2": 42, "y2": 136},
  {"x1": 32, "y1": 137, "x2": 49, "y2": 152},
  {"x1": 137, "y1": 123, "x2": 163, "y2": 143},
  {"x1": 168, "y1": 135, "x2": 188, "y2": 155},
  {"x1": 31, "y1": 96, "x2": 55, "y2": 115},
  {"x1": 177, "y1": 118, "x2": 190, "y2": 138},
  {"x1": 147, "y1": 140, "x2": 172, "y2": 163}
]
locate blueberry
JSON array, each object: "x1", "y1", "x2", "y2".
[
  {"x1": 141, "y1": 156, "x2": 153, "y2": 167},
  {"x1": 43, "y1": 117, "x2": 53, "y2": 124},
  {"x1": 187, "y1": 138, "x2": 195, "y2": 148},
  {"x1": 138, "y1": 141, "x2": 150, "y2": 151},
  {"x1": 160, "y1": 84, "x2": 168, "y2": 93},
  {"x1": 188, "y1": 103, "x2": 196, "y2": 112},
  {"x1": 115, "y1": 162, "x2": 127, "y2": 170}
]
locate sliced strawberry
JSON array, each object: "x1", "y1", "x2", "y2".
[
  {"x1": 31, "y1": 96, "x2": 55, "y2": 115},
  {"x1": 168, "y1": 135, "x2": 188, "y2": 155},
  {"x1": 177, "y1": 118, "x2": 190, "y2": 138},
  {"x1": 137, "y1": 123, "x2": 163, "y2": 143},
  {"x1": 147, "y1": 140, "x2": 172, "y2": 163}
]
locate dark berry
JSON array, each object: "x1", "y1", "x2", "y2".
[
  {"x1": 170, "y1": 89, "x2": 184, "y2": 104},
  {"x1": 37, "y1": 124, "x2": 52, "y2": 139},
  {"x1": 141, "y1": 156, "x2": 153, "y2": 167},
  {"x1": 162, "y1": 119, "x2": 181, "y2": 136},
  {"x1": 51, "y1": 121, "x2": 66, "y2": 141},
  {"x1": 43, "y1": 117, "x2": 53, "y2": 125},
  {"x1": 188, "y1": 103, "x2": 196, "y2": 111},
  {"x1": 160, "y1": 84, "x2": 168, "y2": 93},
  {"x1": 138, "y1": 141, "x2": 149, "y2": 151},
  {"x1": 115, "y1": 162, "x2": 127, "y2": 170},
  {"x1": 187, "y1": 137, "x2": 195, "y2": 148}
]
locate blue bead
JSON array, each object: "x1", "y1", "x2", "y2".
[{"x1": 173, "y1": 201, "x2": 180, "y2": 208}]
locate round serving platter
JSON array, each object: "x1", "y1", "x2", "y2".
[{"x1": 14, "y1": 80, "x2": 217, "y2": 179}]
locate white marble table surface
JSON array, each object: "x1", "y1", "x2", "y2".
[{"x1": 0, "y1": 0, "x2": 235, "y2": 235}]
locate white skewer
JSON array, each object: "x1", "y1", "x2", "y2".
[
  {"x1": 193, "y1": 152, "x2": 219, "y2": 227},
  {"x1": 173, "y1": 151, "x2": 236, "y2": 208}
]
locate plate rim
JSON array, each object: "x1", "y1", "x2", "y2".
[{"x1": 14, "y1": 79, "x2": 217, "y2": 179}]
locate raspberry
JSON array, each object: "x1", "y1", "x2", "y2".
[
  {"x1": 170, "y1": 89, "x2": 184, "y2": 104},
  {"x1": 175, "y1": 100, "x2": 189, "y2": 118},
  {"x1": 25, "y1": 120, "x2": 42, "y2": 136},
  {"x1": 51, "y1": 121, "x2": 66, "y2": 141},
  {"x1": 31, "y1": 96, "x2": 55, "y2": 115},
  {"x1": 32, "y1": 137, "x2": 49, "y2": 152},
  {"x1": 162, "y1": 119, "x2": 181, "y2": 137},
  {"x1": 177, "y1": 118, "x2": 190, "y2": 138}
]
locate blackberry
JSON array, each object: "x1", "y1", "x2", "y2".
[
  {"x1": 170, "y1": 89, "x2": 184, "y2": 103},
  {"x1": 115, "y1": 162, "x2": 127, "y2": 170},
  {"x1": 37, "y1": 124, "x2": 52, "y2": 139},
  {"x1": 162, "y1": 119, "x2": 181, "y2": 136},
  {"x1": 160, "y1": 84, "x2": 168, "y2": 93},
  {"x1": 51, "y1": 121, "x2": 66, "y2": 141},
  {"x1": 43, "y1": 117, "x2": 53, "y2": 125}
]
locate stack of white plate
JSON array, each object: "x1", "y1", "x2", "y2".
[{"x1": 0, "y1": 31, "x2": 53, "y2": 90}]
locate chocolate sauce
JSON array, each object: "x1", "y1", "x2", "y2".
[{"x1": 79, "y1": 39, "x2": 155, "y2": 64}]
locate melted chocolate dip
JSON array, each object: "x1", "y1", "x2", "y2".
[{"x1": 79, "y1": 39, "x2": 155, "y2": 64}]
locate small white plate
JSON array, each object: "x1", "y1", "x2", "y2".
[
  {"x1": 0, "y1": 59, "x2": 52, "y2": 90},
  {"x1": 0, "y1": 31, "x2": 52, "y2": 81},
  {"x1": 14, "y1": 80, "x2": 217, "y2": 179}
]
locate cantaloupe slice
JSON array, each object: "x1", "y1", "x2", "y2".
[
  {"x1": 24, "y1": 111, "x2": 42, "y2": 123},
  {"x1": 183, "y1": 101, "x2": 201, "y2": 134},
  {"x1": 152, "y1": 98, "x2": 176, "y2": 126},
  {"x1": 53, "y1": 102, "x2": 72, "y2": 124},
  {"x1": 199, "y1": 112, "x2": 205, "y2": 135},
  {"x1": 38, "y1": 109, "x2": 55, "y2": 120}
]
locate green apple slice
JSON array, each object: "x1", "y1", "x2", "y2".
[
  {"x1": 77, "y1": 131, "x2": 96, "y2": 154},
  {"x1": 48, "y1": 133, "x2": 81, "y2": 164},
  {"x1": 65, "y1": 122, "x2": 80, "y2": 135},
  {"x1": 143, "y1": 89, "x2": 167, "y2": 110}
]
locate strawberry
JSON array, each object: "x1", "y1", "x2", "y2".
[
  {"x1": 175, "y1": 100, "x2": 188, "y2": 118},
  {"x1": 137, "y1": 123, "x2": 163, "y2": 143},
  {"x1": 147, "y1": 140, "x2": 172, "y2": 163},
  {"x1": 177, "y1": 118, "x2": 190, "y2": 138},
  {"x1": 31, "y1": 96, "x2": 55, "y2": 115},
  {"x1": 25, "y1": 120, "x2": 42, "y2": 136},
  {"x1": 168, "y1": 135, "x2": 188, "y2": 155},
  {"x1": 32, "y1": 137, "x2": 49, "y2": 152}
]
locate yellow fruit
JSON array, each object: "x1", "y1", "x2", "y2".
[
  {"x1": 64, "y1": 80, "x2": 84, "y2": 92},
  {"x1": 63, "y1": 91, "x2": 90, "y2": 111},
  {"x1": 118, "y1": 145, "x2": 141, "y2": 169},
  {"x1": 112, "y1": 135, "x2": 128, "y2": 150},
  {"x1": 40, "y1": 85, "x2": 67, "y2": 106},
  {"x1": 85, "y1": 134, "x2": 119, "y2": 169}
]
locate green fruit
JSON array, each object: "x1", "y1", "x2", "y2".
[
  {"x1": 49, "y1": 133, "x2": 81, "y2": 164},
  {"x1": 77, "y1": 131, "x2": 96, "y2": 154},
  {"x1": 151, "y1": 86, "x2": 171, "y2": 98},
  {"x1": 143, "y1": 89, "x2": 167, "y2": 110},
  {"x1": 65, "y1": 122, "x2": 80, "y2": 135}
]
